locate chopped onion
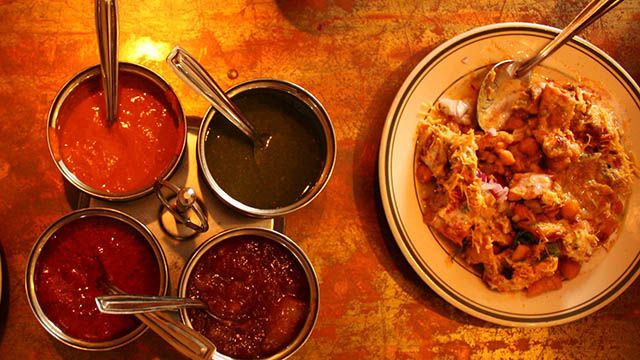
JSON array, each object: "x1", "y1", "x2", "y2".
[
  {"x1": 437, "y1": 98, "x2": 472, "y2": 125},
  {"x1": 478, "y1": 171, "x2": 509, "y2": 202}
]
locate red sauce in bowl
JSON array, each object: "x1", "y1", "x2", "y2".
[
  {"x1": 186, "y1": 235, "x2": 310, "y2": 359},
  {"x1": 34, "y1": 215, "x2": 161, "y2": 342},
  {"x1": 54, "y1": 69, "x2": 185, "y2": 194}
]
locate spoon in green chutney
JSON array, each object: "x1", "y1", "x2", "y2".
[{"x1": 167, "y1": 46, "x2": 272, "y2": 156}]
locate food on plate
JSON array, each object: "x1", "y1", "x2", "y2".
[{"x1": 415, "y1": 78, "x2": 636, "y2": 295}]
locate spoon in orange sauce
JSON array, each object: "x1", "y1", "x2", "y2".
[{"x1": 95, "y1": 0, "x2": 119, "y2": 126}]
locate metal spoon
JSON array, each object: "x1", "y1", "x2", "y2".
[
  {"x1": 96, "y1": 294, "x2": 236, "y2": 324},
  {"x1": 95, "y1": 0, "x2": 119, "y2": 126},
  {"x1": 476, "y1": 0, "x2": 623, "y2": 131},
  {"x1": 166, "y1": 46, "x2": 272, "y2": 152},
  {"x1": 98, "y1": 282, "x2": 216, "y2": 360}
]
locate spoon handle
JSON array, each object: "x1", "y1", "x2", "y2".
[
  {"x1": 96, "y1": 294, "x2": 207, "y2": 314},
  {"x1": 98, "y1": 284, "x2": 216, "y2": 360},
  {"x1": 95, "y1": 0, "x2": 119, "y2": 125},
  {"x1": 516, "y1": 0, "x2": 623, "y2": 77},
  {"x1": 142, "y1": 311, "x2": 216, "y2": 360},
  {"x1": 575, "y1": 0, "x2": 624, "y2": 33},
  {"x1": 166, "y1": 46, "x2": 259, "y2": 141}
]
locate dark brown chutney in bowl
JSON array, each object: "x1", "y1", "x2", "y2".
[
  {"x1": 197, "y1": 79, "x2": 336, "y2": 218},
  {"x1": 178, "y1": 228, "x2": 319, "y2": 359}
]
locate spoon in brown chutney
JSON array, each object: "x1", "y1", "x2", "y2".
[{"x1": 96, "y1": 294, "x2": 241, "y2": 325}]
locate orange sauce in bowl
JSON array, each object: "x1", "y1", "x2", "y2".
[{"x1": 55, "y1": 70, "x2": 184, "y2": 194}]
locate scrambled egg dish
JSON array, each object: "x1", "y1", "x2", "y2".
[{"x1": 415, "y1": 80, "x2": 636, "y2": 296}]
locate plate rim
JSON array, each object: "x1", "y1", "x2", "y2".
[{"x1": 378, "y1": 21, "x2": 640, "y2": 327}]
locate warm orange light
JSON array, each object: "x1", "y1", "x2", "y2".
[{"x1": 122, "y1": 37, "x2": 171, "y2": 63}]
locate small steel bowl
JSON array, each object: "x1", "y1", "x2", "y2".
[
  {"x1": 197, "y1": 79, "x2": 336, "y2": 218},
  {"x1": 178, "y1": 227, "x2": 320, "y2": 360},
  {"x1": 25, "y1": 208, "x2": 169, "y2": 351},
  {"x1": 46, "y1": 62, "x2": 187, "y2": 201}
]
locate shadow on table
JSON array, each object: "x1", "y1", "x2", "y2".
[
  {"x1": 45, "y1": 330, "x2": 185, "y2": 360},
  {"x1": 274, "y1": 0, "x2": 362, "y2": 34},
  {"x1": 0, "y1": 242, "x2": 8, "y2": 343},
  {"x1": 349, "y1": 45, "x2": 493, "y2": 328}
]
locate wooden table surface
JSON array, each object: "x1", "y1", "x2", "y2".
[{"x1": 1, "y1": 0, "x2": 640, "y2": 358}]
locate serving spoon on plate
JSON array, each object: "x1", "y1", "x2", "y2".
[{"x1": 476, "y1": 0, "x2": 624, "y2": 131}]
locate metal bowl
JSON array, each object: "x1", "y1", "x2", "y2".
[
  {"x1": 178, "y1": 227, "x2": 320, "y2": 360},
  {"x1": 196, "y1": 79, "x2": 336, "y2": 218},
  {"x1": 46, "y1": 62, "x2": 187, "y2": 201},
  {"x1": 25, "y1": 208, "x2": 169, "y2": 351}
]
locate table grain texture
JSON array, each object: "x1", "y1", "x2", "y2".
[{"x1": 1, "y1": 0, "x2": 639, "y2": 359}]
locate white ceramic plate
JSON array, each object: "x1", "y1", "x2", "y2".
[{"x1": 378, "y1": 22, "x2": 640, "y2": 327}]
